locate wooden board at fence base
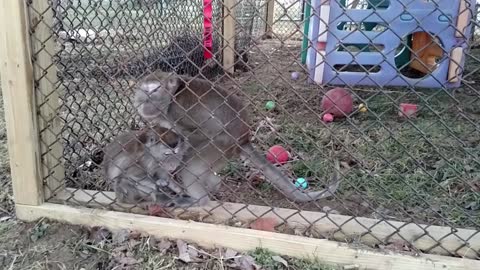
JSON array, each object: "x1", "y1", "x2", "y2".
[
  {"x1": 16, "y1": 203, "x2": 480, "y2": 270},
  {"x1": 55, "y1": 188, "x2": 480, "y2": 259},
  {"x1": 0, "y1": 1, "x2": 44, "y2": 205}
]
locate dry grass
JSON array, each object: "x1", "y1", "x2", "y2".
[{"x1": 0, "y1": 89, "x2": 13, "y2": 216}]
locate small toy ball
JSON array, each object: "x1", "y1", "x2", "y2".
[
  {"x1": 265, "y1": 100, "x2": 276, "y2": 111},
  {"x1": 399, "y1": 103, "x2": 417, "y2": 118},
  {"x1": 295, "y1": 178, "x2": 308, "y2": 189},
  {"x1": 359, "y1": 103, "x2": 367, "y2": 113},
  {"x1": 320, "y1": 87, "x2": 353, "y2": 117},
  {"x1": 291, "y1": 71, "x2": 300, "y2": 81},
  {"x1": 322, "y1": 113, "x2": 334, "y2": 123},
  {"x1": 266, "y1": 145, "x2": 290, "y2": 165}
]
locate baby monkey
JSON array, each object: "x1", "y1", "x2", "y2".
[{"x1": 103, "y1": 124, "x2": 194, "y2": 207}]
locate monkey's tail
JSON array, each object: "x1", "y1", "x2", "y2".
[{"x1": 241, "y1": 143, "x2": 341, "y2": 203}]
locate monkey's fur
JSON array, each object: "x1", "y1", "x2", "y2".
[
  {"x1": 103, "y1": 124, "x2": 195, "y2": 207},
  {"x1": 133, "y1": 71, "x2": 341, "y2": 207}
]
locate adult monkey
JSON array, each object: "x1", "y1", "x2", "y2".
[{"x1": 133, "y1": 71, "x2": 340, "y2": 207}]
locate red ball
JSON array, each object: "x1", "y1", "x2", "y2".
[
  {"x1": 266, "y1": 145, "x2": 290, "y2": 165},
  {"x1": 320, "y1": 87, "x2": 353, "y2": 117}
]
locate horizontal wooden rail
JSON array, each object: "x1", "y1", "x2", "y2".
[{"x1": 16, "y1": 203, "x2": 480, "y2": 270}]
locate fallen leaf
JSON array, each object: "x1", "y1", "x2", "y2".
[
  {"x1": 117, "y1": 256, "x2": 142, "y2": 266},
  {"x1": 113, "y1": 245, "x2": 128, "y2": 252},
  {"x1": 88, "y1": 226, "x2": 111, "y2": 244},
  {"x1": 224, "y1": 248, "x2": 238, "y2": 259},
  {"x1": 235, "y1": 255, "x2": 259, "y2": 270},
  {"x1": 340, "y1": 161, "x2": 351, "y2": 170},
  {"x1": 128, "y1": 239, "x2": 141, "y2": 249},
  {"x1": 322, "y1": 206, "x2": 332, "y2": 212},
  {"x1": 250, "y1": 217, "x2": 278, "y2": 232},
  {"x1": 469, "y1": 180, "x2": 480, "y2": 192},
  {"x1": 465, "y1": 201, "x2": 479, "y2": 210},
  {"x1": 188, "y1": 245, "x2": 199, "y2": 257},
  {"x1": 293, "y1": 227, "x2": 305, "y2": 236},
  {"x1": 382, "y1": 240, "x2": 411, "y2": 252},
  {"x1": 147, "y1": 237, "x2": 156, "y2": 247},
  {"x1": 248, "y1": 173, "x2": 264, "y2": 187},
  {"x1": 157, "y1": 239, "x2": 172, "y2": 253},
  {"x1": 112, "y1": 229, "x2": 130, "y2": 244},
  {"x1": 272, "y1": 255, "x2": 288, "y2": 267},
  {"x1": 129, "y1": 231, "x2": 141, "y2": 239},
  {"x1": 148, "y1": 205, "x2": 170, "y2": 217},
  {"x1": 177, "y1": 240, "x2": 191, "y2": 263}
]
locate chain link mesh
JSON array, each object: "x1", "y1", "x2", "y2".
[{"x1": 28, "y1": 0, "x2": 479, "y2": 259}]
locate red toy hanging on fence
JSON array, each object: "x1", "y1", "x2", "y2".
[{"x1": 203, "y1": 0, "x2": 214, "y2": 60}]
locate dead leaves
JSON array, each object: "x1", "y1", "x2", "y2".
[
  {"x1": 113, "y1": 255, "x2": 143, "y2": 268},
  {"x1": 147, "y1": 204, "x2": 170, "y2": 217},
  {"x1": 249, "y1": 217, "x2": 278, "y2": 232},
  {"x1": 176, "y1": 239, "x2": 201, "y2": 263},
  {"x1": 87, "y1": 226, "x2": 111, "y2": 244},
  {"x1": 173, "y1": 241, "x2": 263, "y2": 269},
  {"x1": 235, "y1": 255, "x2": 260, "y2": 270},
  {"x1": 82, "y1": 226, "x2": 294, "y2": 269},
  {"x1": 112, "y1": 229, "x2": 131, "y2": 244},
  {"x1": 157, "y1": 239, "x2": 172, "y2": 254}
]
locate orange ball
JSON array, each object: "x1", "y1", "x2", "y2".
[
  {"x1": 320, "y1": 87, "x2": 353, "y2": 117},
  {"x1": 266, "y1": 145, "x2": 290, "y2": 165}
]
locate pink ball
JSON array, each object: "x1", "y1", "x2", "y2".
[
  {"x1": 320, "y1": 87, "x2": 353, "y2": 118},
  {"x1": 323, "y1": 113, "x2": 334, "y2": 122},
  {"x1": 266, "y1": 145, "x2": 290, "y2": 165}
]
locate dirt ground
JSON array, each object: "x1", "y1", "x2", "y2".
[{"x1": 0, "y1": 219, "x2": 338, "y2": 270}]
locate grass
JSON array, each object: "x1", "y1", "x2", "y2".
[
  {"x1": 252, "y1": 248, "x2": 337, "y2": 270},
  {"x1": 265, "y1": 88, "x2": 480, "y2": 227},
  {"x1": 231, "y1": 43, "x2": 480, "y2": 228}
]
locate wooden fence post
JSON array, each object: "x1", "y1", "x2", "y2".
[
  {"x1": 264, "y1": 0, "x2": 275, "y2": 38},
  {"x1": 30, "y1": 0, "x2": 66, "y2": 200},
  {"x1": 0, "y1": 1, "x2": 44, "y2": 206},
  {"x1": 223, "y1": 0, "x2": 236, "y2": 74}
]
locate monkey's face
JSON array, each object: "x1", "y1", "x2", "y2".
[{"x1": 133, "y1": 72, "x2": 180, "y2": 121}]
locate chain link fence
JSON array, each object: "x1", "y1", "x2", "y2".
[{"x1": 28, "y1": 0, "x2": 480, "y2": 260}]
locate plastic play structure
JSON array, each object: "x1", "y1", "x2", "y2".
[{"x1": 304, "y1": 0, "x2": 476, "y2": 88}]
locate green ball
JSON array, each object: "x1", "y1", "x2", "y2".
[
  {"x1": 294, "y1": 178, "x2": 308, "y2": 189},
  {"x1": 265, "y1": 101, "x2": 275, "y2": 111}
]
